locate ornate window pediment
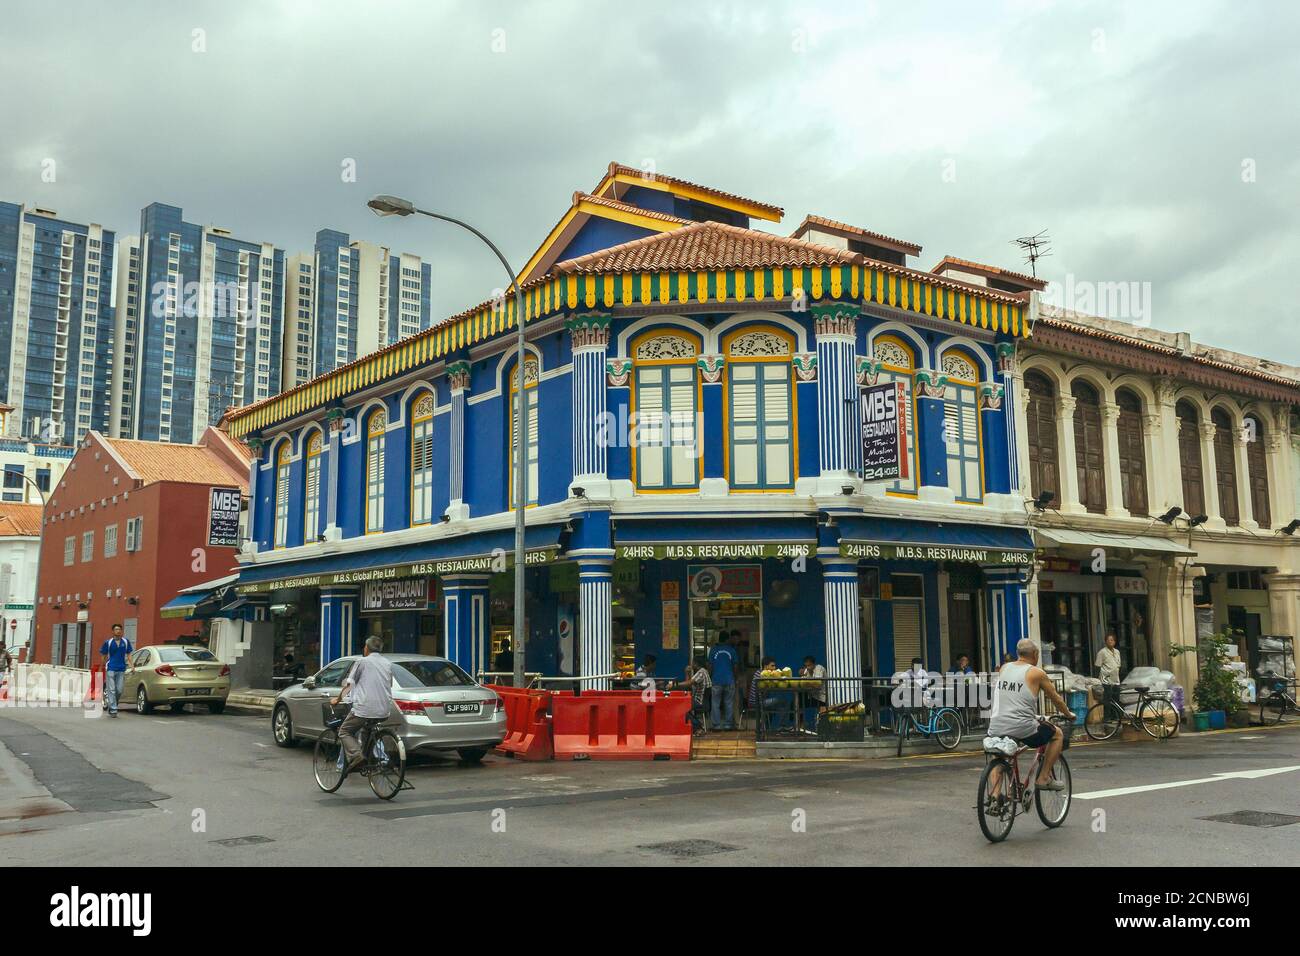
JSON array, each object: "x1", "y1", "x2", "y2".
[
  {"x1": 367, "y1": 409, "x2": 386, "y2": 435},
  {"x1": 413, "y1": 394, "x2": 434, "y2": 419},
  {"x1": 513, "y1": 355, "x2": 540, "y2": 389},
  {"x1": 873, "y1": 340, "x2": 912, "y2": 371},
  {"x1": 728, "y1": 330, "x2": 791, "y2": 358},
  {"x1": 941, "y1": 352, "x2": 978, "y2": 382},
  {"x1": 635, "y1": 333, "x2": 698, "y2": 361},
  {"x1": 306, "y1": 431, "x2": 323, "y2": 456}
]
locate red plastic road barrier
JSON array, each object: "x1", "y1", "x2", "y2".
[
  {"x1": 550, "y1": 689, "x2": 693, "y2": 760},
  {"x1": 485, "y1": 685, "x2": 554, "y2": 761},
  {"x1": 84, "y1": 666, "x2": 102, "y2": 703}
]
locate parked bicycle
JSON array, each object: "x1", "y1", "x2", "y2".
[
  {"x1": 1259, "y1": 677, "x2": 1298, "y2": 726},
  {"x1": 1084, "y1": 685, "x2": 1179, "y2": 740},
  {"x1": 894, "y1": 703, "x2": 962, "y2": 756},
  {"x1": 977, "y1": 714, "x2": 1074, "y2": 843},
  {"x1": 313, "y1": 703, "x2": 408, "y2": 800}
]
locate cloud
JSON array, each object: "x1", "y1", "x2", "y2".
[{"x1": 1, "y1": 0, "x2": 1294, "y2": 359}]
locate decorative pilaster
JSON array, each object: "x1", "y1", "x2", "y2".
[
  {"x1": 319, "y1": 587, "x2": 359, "y2": 666},
  {"x1": 244, "y1": 435, "x2": 263, "y2": 554},
  {"x1": 324, "y1": 407, "x2": 346, "y2": 539},
  {"x1": 1055, "y1": 394, "x2": 1084, "y2": 513},
  {"x1": 447, "y1": 360, "x2": 470, "y2": 521},
  {"x1": 1233, "y1": 425, "x2": 1258, "y2": 529},
  {"x1": 979, "y1": 383, "x2": 1010, "y2": 496},
  {"x1": 997, "y1": 342, "x2": 1020, "y2": 496},
  {"x1": 1197, "y1": 420, "x2": 1223, "y2": 527},
  {"x1": 821, "y1": 556, "x2": 861, "y2": 706},
  {"x1": 915, "y1": 369, "x2": 952, "y2": 501},
  {"x1": 567, "y1": 314, "x2": 611, "y2": 495},
  {"x1": 442, "y1": 574, "x2": 490, "y2": 676},
  {"x1": 811, "y1": 302, "x2": 860, "y2": 489},
  {"x1": 578, "y1": 554, "x2": 615, "y2": 690},
  {"x1": 1100, "y1": 401, "x2": 1128, "y2": 517}
]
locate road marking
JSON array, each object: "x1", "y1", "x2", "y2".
[{"x1": 1076, "y1": 765, "x2": 1300, "y2": 800}]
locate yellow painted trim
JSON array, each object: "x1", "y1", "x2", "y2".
[{"x1": 600, "y1": 170, "x2": 782, "y2": 223}]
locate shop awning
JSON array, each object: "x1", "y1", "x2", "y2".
[
  {"x1": 1033, "y1": 527, "x2": 1194, "y2": 555},
  {"x1": 613, "y1": 516, "x2": 816, "y2": 560},
  {"x1": 159, "y1": 574, "x2": 238, "y2": 620},
  {"x1": 836, "y1": 516, "x2": 1035, "y2": 565},
  {"x1": 236, "y1": 523, "x2": 568, "y2": 594}
]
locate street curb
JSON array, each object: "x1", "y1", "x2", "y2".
[{"x1": 224, "y1": 703, "x2": 273, "y2": 718}]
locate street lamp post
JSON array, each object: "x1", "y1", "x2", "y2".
[{"x1": 368, "y1": 195, "x2": 528, "y2": 688}]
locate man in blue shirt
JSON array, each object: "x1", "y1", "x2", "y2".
[
  {"x1": 708, "y1": 633, "x2": 738, "y2": 730},
  {"x1": 99, "y1": 624, "x2": 133, "y2": 718}
]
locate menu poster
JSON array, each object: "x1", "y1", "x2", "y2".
[
  {"x1": 662, "y1": 602, "x2": 680, "y2": 650},
  {"x1": 207, "y1": 486, "x2": 242, "y2": 547},
  {"x1": 861, "y1": 381, "x2": 904, "y2": 481}
]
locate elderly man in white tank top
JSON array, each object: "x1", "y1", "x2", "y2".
[{"x1": 987, "y1": 638, "x2": 1076, "y2": 792}]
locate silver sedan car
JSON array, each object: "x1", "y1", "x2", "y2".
[{"x1": 271, "y1": 653, "x2": 506, "y2": 762}]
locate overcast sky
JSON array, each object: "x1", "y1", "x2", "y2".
[{"x1": 3, "y1": 0, "x2": 1296, "y2": 360}]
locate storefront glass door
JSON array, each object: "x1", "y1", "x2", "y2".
[{"x1": 1039, "y1": 592, "x2": 1090, "y2": 674}]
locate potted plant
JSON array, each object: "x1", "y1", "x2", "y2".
[{"x1": 1172, "y1": 630, "x2": 1243, "y2": 730}]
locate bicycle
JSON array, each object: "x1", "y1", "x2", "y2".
[
  {"x1": 1084, "y1": 685, "x2": 1179, "y2": 741},
  {"x1": 976, "y1": 714, "x2": 1074, "y2": 843},
  {"x1": 1258, "y1": 677, "x2": 1298, "y2": 726},
  {"x1": 894, "y1": 702, "x2": 963, "y2": 757},
  {"x1": 313, "y1": 704, "x2": 408, "y2": 800}
]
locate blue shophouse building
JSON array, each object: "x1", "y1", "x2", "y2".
[{"x1": 224, "y1": 163, "x2": 1037, "y2": 701}]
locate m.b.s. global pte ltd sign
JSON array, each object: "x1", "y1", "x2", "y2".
[{"x1": 861, "y1": 381, "x2": 904, "y2": 481}]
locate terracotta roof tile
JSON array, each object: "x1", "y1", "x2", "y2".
[
  {"x1": 553, "y1": 220, "x2": 857, "y2": 274},
  {"x1": 0, "y1": 503, "x2": 43, "y2": 537},
  {"x1": 791, "y1": 215, "x2": 922, "y2": 256},
  {"x1": 104, "y1": 437, "x2": 251, "y2": 490},
  {"x1": 599, "y1": 162, "x2": 784, "y2": 220},
  {"x1": 931, "y1": 255, "x2": 1048, "y2": 291},
  {"x1": 573, "y1": 191, "x2": 689, "y2": 225}
]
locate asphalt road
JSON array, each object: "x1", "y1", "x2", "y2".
[{"x1": 1, "y1": 702, "x2": 1298, "y2": 866}]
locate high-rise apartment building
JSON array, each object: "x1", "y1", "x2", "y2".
[
  {"x1": 110, "y1": 203, "x2": 285, "y2": 442},
  {"x1": 0, "y1": 202, "x2": 116, "y2": 444},
  {"x1": 281, "y1": 229, "x2": 432, "y2": 388}
]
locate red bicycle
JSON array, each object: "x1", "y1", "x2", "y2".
[{"x1": 977, "y1": 715, "x2": 1074, "y2": 843}]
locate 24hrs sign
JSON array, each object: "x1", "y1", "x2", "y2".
[{"x1": 207, "y1": 486, "x2": 242, "y2": 548}]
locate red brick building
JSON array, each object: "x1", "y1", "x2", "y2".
[{"x1": 33, "y1": 427, "x2": 251, "y2": 668}]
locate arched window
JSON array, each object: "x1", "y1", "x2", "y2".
[
  {"x1": 1245, "y1": 414, "x2": 1271, "y2": 528},
  {"x1": 1211, "y1": 407, "x2": 1239, "y2": 526},
  {"x1": 872, "y1": 336, "x2": 917, "y2": 495},
  {"x1": 1071, "y1": 380, "x2": 1105, "y2": 514},
  {"x1": 632, "y1": 330, "x2": 700, "y2": 490},
  {"x1": 941, "y1": 350, "x2": 981, "y2": 503},
  {"x1": 410, "y1": 393, "x2": 435, "y2": 524},
  {"x1": 364, "y1": 408, "x2": 386, "y2": 534},
  {"x1": 509, "y1": 356, "x2": 539, "y2": 509},
  {"x1": 1115, "y1": 389, "x2": 1148, "y2": 516},
  {"x1": 304, "y1": 430, "x2": 323, "y2": 542},
  {"x1": 1176, "y1": 401, "x2": 1205, "y2": 517},
  {"x1": 725, "y1": 327, "x2": 795, "y2": 490},
  {"x1": 273, "y1": 442, "x2": 291, "y2": 549},
  {"x1": 1024, "y1": 371, "x2": 1060, "y2": 505}
]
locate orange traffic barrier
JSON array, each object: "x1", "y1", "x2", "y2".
[
  {"x1": 485, "y1": 684, "x2": 554, "y2": 761},
  {"x1": 550, "y1": 689, "x2": 693, "y2": 760}
]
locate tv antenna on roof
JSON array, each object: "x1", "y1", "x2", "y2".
[{"x1": 1012, "y1": 230, "x2": 1052, "y2": 277}]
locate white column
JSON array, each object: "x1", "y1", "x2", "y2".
[
  {"x1": 1055, "y1": 394, "x2": 1084, "y2": 513},
  {"x1": 810, "y1": 303, "x2": 860, "y2": 494},
  {"x1": 1100, "y1": 401, "x2": 1127, "y2": 517},
  {"x1": 822, "y1": 556, "x2": 861, "y2": 706},
  {"x1": 1198, "y1": 420, "x2": 1224, "y2": 528},
  {"x1": 1013, "y1": 371, "x2": 1033, "y2": 496},
  {"x1": 1235, "y1": 424, "x2": 1258, "y2": 530},
  {"x1": 567, "y1": 314, "x2": 611, "y2": 497},
  {"x1": 578, "y1": 554, "x2": 614, "y2": 690},
  {"x1": 323, "y1": 418, "x2": 343, "y2": 540},
  {"x1": 446, "y1": 360, "x2": 470, "y2": 521},
  {"x1": 1153, "y1": 379, "x2": 1182, "y2": 514}
]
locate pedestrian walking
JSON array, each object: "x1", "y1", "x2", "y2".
[
  {"x1": 99, "y1": 624, "x2": 133, "y2": 718},
  {"x1": 708, "y1": 632, "x2": 739, "y2": 730},
  {"x1": 1095, "y1": 632, "x2": 1122, "y2": 705}
]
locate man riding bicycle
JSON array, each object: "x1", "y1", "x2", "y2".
[
  {"x1": 987, "y1": 638, "x2": 1075, "y2": 792},
  {"x1": 331, "y1": 636, "x2": 394, "y2": 772}
]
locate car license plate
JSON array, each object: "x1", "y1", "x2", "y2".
[
  {"x1": 445, "y1": 702, "x2": 481, "y2": 715},
  {"x1": 185, "y1": 688, "x2": 210, "y2": 696}
]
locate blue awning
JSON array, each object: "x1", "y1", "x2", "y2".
[
  {"x1": 159, "y1": 592, "x2": 206, "y2": 620},
  {"x1": 613, "y1": 516, "x2": 816, "y2": 559},
  {"x1": 836, "y1": 516, "x2": 1034, "y2": 565},
  {"x1": 237, "y1": 523, "x2": 568, "y2": 593}
]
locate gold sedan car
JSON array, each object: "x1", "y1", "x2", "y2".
[{"x1": 123, "y1": 645, "x2": 231, "y2": 714}]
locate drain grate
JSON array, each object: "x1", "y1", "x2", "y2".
[
  {"x1": 210, "y1": 835, "x2": 276, "y2": 847},
  {"x1": 638, "y1": 839, "x2": 740, "y2": 858},
  {"x1": 1198, "y1": 810, "x2": 1300, "y2": 828}
]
